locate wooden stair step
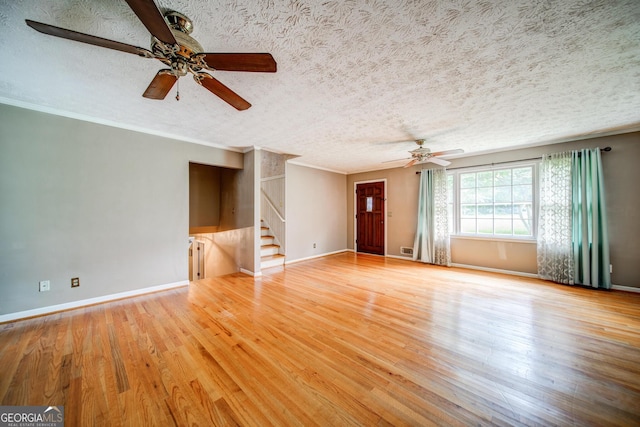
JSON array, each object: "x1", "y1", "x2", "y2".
[{"x1": 260, "y1": 254, "x2": 285, "y2": 269}]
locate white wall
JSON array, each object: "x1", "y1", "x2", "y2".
[
  {"x1": 0, "y1": 104, "x2": 243, "y2": 316},
  {"x1": 285, "y1": 163, "x2": 347, "y2": 261}
]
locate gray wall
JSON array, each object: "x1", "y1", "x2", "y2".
[
  {"x1": 286, "y1": 163, "x2": 347, "y2": 261},
  {"x1": 218, "y1": 152, "x2": 255, "y2": 233},
  {"x1": 347, "y1": 132, "x2": 640, "y2": 287},
  {"x1": 0, "y1": 104, "x2": 243, "y2": 315},
  {"x1": 189, "y1": 162, "x2": 221, "y2": 229},
  {"x1": 245, "y1": 149, "x2": 260, "y2": 274},
  {"x1": 346, "y1": 168, "x2": 419, "y2": 258},
  {"x1": 261, "y1": 150, "x2": 286, "y2": 178}
]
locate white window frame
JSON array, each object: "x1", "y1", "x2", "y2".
[{"x1": 448, "y1": 161, "x2": 539, "y2": 241}]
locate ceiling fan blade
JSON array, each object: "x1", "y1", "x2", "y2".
[
  {"x1": 372, "y1": 139, "x2": 414, "y2": 146},
  {"x1": 382, "y1": 157, "x2": 410, "y2": 163},
  {"x1": 199, "y1": 53, "x2": 277, "y2": 72},
  {"x1": 403, "y1": 159, "x2": 419, "y2": 168},
  {"x1": 426, "y1": 157, "x2": 451, "y2": 167},
  {"x1": 194, "y1": 73, "x2": 251, "y2": 110},
  {"x1": 124, "y1": 0, "x2": 176, "y2": 45},
  {"x1": 25, "y1": 20, "x2": 153, "y2": 57},
  {"x1": 429, "y1": 148, "x2": 464, "y2": 157},
  {"x1": 142, "y1": 70, "x2": 177, "y2": 99}
]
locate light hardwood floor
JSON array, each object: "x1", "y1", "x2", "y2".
[{"x1": 1, "y1": 252, "x2": 640, "y2": 426}]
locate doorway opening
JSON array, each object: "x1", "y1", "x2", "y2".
[{"x1": 188, "y1": 162, "x2": 247, "y2": 278}]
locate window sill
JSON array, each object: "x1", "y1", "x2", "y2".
[{"x1": 450, "y1": 234, "x2": 537, "y2": 244}]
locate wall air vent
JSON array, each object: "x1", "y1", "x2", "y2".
[{"x1": 400, "y1": 246, "x2": 414, "y2": 256}]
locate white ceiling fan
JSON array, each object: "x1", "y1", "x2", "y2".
[{"x1": 383, "y1": 139, "x2": 464, "y2": 167}]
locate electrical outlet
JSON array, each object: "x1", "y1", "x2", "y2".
[
  {"x1": 313, "y1": 243, "x2": 316, "y2": 248},
  {"x1": 71, "y1": 277, "x2": 80, "y2": 288},
  {"x1": 39, "y1": 280, "x2": 50, "y2": 292}
]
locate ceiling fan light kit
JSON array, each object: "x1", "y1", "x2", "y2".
[
  {"x1": 25, "y1": 0, "x2": 277, "y2": 110},
  {"x1": 382, "y1": 138, "x2": 464, "y2": 168}
]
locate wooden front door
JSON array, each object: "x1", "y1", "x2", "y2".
[{"x1": 356, "y1": 181, "x2": 385, "y2": 255}]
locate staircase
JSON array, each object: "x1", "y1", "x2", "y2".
[{"x1": 260, "y1": 220, "x2": 285, "y2": 269}]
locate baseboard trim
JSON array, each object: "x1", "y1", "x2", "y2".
[
  {"x1": 611, "y1": 284, "x2": 640, "y2": 293},
  {"x1": 240, "y1": 268, "x2": 262, "y2": 278},
  {"x1": 285, "y1": 249, "x2": 350, "y2": 265},
  {"x1": 0, "y1": 280, "x2": 189, "y2": 323},
  {"x1": 449, "y1": 265, "x2": 637, "y2": 291},
  {"x1": 450, "y1": 263, "x2": 539, "y2": 279},
  {"x1": 386, "y1": 254, "x2": 414, "y2": 261}
]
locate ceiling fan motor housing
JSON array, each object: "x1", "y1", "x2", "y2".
[
  {"x1": 150, "y1": 12, "x2": 204, "y2": 76},
  {"x1": 410, "y1": 140, "x2": 432, "y2": 159}
]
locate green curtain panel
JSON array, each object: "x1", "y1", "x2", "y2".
[
  {"x1": 413, "y1": 169, "x2": 450, "y2": 266},
  {"x1": 571, "y1": 148, "x2": 611, "y2": 288},
  {"x1": 537, "y1": 148, "x2": 611, "y2": 288}
]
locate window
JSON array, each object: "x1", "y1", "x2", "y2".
[
  {"x1": 448, "y1": 163, "x2": 536, "y2": 238},
  {"x1": 366, "y1": 196, "x2": 373, "y2": 212}
]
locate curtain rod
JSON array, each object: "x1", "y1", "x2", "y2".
[{"x1": 416, "y1": 146, "x2": 611, "y2": 174}]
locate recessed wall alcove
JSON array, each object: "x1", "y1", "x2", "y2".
[{"x1": 188, "y1": 160, "x2": 254, "y2": 278}]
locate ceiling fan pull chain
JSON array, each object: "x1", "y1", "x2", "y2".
[{"x1": 176, "y1": 78, "x2": 180, "y2": 101}]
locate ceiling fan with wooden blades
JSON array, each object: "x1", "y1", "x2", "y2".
[
  {"x1": 25, "y1": 0, "x2": 277, "y2": 110},
  {"x1": 383, "y1": 139, "x2": 464, "y2": 168}
]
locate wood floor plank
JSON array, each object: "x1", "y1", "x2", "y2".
[{"x1": 1, "y1": 252, "x2": 640, "y2": 426}]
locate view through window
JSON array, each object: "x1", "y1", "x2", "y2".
[{"x1": 448, "y1": 164, "x2": 535, "y2": 238}]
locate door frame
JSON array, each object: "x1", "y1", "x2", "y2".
[{"x1": 353, "y1": 179, "x2": 387, "y2": 256}]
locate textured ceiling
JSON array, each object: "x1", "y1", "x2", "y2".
[{"x1": 1, "y1": 0, "x2": 639, "y2": 173}]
